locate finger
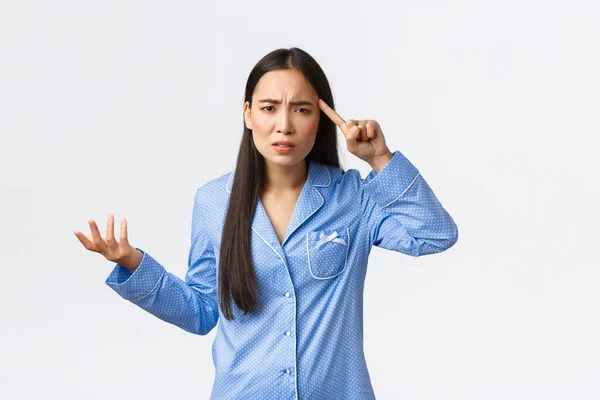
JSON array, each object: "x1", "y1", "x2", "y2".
[
  {"x1": 120, "y1": 218, "x2": 129, "y2": 245},
  {"x1": 365, "y1": 121, "x2": 376, "y2": 140},
  {"x1": 345, "y1": 127, "x2": 358, "y2": 153},
  {"x1": 349, "y1": 123, "x2": 361, "y2": 141},
  {"x1": 73, "y1": 230, "x2": 97, "y2": 251},
  {"x1": 318, "y1": 99, "x2": 346, "y2": 129},
  {"x1": 357, "y1": 121, "x2": 369, "y2": 141},
  {"x1": 344, "y1": 120, "x2": 356, "y2": 140},
  {"x1": 106, "y1": 214, "x2": 116, "y2": 247},
  {"x1": 88, "y1": 219, "x2": 107, "y2": 250}
]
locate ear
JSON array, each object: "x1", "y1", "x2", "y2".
[{"x1": 243, "y1": 101, "x2": 253, "y2": 130}]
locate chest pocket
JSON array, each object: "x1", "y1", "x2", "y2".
[{"x1": 306, "y1": 228, "x2": 350, "y2": 280}]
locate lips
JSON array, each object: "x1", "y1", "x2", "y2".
[{"x1": 272, "y1": 141, "x2": 295, "y2": 147}]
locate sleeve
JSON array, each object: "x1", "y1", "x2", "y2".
[
  {"x1": 359, "y1": 149, "x2": 459, "y2": 256},
  {"x1": 104, "y1": 188, "x2": 219, "y2": 335}
]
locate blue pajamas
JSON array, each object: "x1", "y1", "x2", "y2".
[{"x1": 106, "y1": 150, "x2": 458, "y2": 399}]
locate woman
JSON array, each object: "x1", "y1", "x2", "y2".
[{"x1": 74, "y1": 47, "x2": 458, "y2": 399}]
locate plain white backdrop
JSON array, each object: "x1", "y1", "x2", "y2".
[{"x1": 1, "y1": 0, "x2": 598, "y2": 398}]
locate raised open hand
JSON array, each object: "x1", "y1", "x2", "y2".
[
  {"x1": 318, "y1": 98, "x2": 392, "y2": 164},
  {"x1": 73, "y1": 214, "x2": 141, "y2": 272}
]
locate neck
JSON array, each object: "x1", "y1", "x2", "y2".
[{"x1": 262, "y1": 158, "x2": 308, "y2": 194}]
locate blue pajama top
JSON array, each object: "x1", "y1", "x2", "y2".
[{"x1": 105, "y1": 149, "x2": 459, "y2": 399}]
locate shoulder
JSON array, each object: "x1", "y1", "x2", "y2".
[
  {"x1": 326, "y1": 163, "x2": 364, "y2": 190},
  {"x1": 305, "y1": 160, "x2": 367, "y2": 201},
  {"x1": 194, "y1": 170, "x2": 232, "y2": 204}
]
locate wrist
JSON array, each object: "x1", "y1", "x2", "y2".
[
  {"x1": 121, "y1": 248, "x2": 143, "y2": 273},
  {"x1": 368, "y1": 150, "x2": 393, "y2": 173}
]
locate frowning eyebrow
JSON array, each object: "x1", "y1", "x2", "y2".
[{"x1": 258, "y1": 98, "x2": 314, "y2": 106}]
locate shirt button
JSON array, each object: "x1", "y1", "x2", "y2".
[
  {"x1": 285, "y1": 330, "x2": 291, "y2": 336},
  {"x1": 284, "y1": 292, "x2": 290, "y2": 297},
  {"x1": 285, "y1": 368, "x2": 291, "y2": 374}
]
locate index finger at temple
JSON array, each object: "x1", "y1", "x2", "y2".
[{"x1": 318, "y1": 99, "x2": 346, "y2": 128}]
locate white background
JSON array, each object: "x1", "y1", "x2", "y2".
[{"x1": 1, "y1": 1, "x2": 599, "y2": 399}]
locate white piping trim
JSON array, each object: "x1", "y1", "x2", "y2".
[
  {"x1": 130, "y1": 269, "x2": 166, "y2": 302},
  {"x1": 225, "y1": 172, "x2": 233, "y2": 193},
  {"x1": 382, "y1": 173, "x2": 421, "y2": 208},
  {"x1": 307, "y1": 227, "x2": 350, "y2": 280},
  {"x1": 230, "y1": 162, "x2": 332, "y2": 399},
  {"x1": 251, "y1": 224, "x2": 299, "y2": 398},
  {"x1": 282, "y1": 186, "x2": 324, "y2": 247},
  {"x1": 314, "y1": 162, "x2": 332, "y2": 187},
  {"x1": 281, "y1": 165, "x2": 330, "y2": 247},
  {"x1": 251, "y1": 227, "x2": 287, "y2": 269}
]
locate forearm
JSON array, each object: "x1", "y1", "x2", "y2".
[
  {"x1": 361, "y1": 150, "x2": 458, "y2": 255},
  {"x1": 105, "y1": 250, "x2": 219, "y2": 335}
]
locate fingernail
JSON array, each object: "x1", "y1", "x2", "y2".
[{"x1": 351, "y1": 126, "x2": 359, "y2": 133}]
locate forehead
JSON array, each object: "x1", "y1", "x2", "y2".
[{"x1": 253, "y1": 69, "x2": 317, "y2": 98}]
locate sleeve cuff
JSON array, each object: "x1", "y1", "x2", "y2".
[
  {"x1": 105, "y1": 248, "x2": 166, "y2": 302},
  {"x1": 361, "y1": 150, "x2": 421, "y2": 207}
]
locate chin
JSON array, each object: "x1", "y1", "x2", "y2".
[
  {"x1": 261, "y1": 147, "x2": 308, "y2": 165},
  {"x1": 264, "y1": 156, "x2": 303, "y2": 166}
]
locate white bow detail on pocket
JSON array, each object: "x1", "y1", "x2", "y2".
[{"x1": 315, "y1": 231, "x2": 347, "y2": 248}]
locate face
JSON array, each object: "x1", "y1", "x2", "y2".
[{"x1": 244, "y1": 68, "x2": 320, "y2": 167}]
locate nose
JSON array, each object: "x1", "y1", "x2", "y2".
[{"x1": 276, "y1": 112, "x2": 293, "y2": 135}]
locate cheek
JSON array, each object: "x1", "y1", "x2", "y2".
[
  {"x1": 306, "y1": 118, "x2": 319, "y2": 132},
  {"x1": 304, "y1": 117, "x2": 320, "y2": 142},
  {"x1": 298, "y1": 115, "x2": 320, "y2": 138},
  {"x1": 250, "y1": 118, "x2": 270, "y2": 143}
]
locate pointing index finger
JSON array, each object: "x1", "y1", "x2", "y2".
[{"x1": 318, "y1": 99, "x2": 346, "y2": 129}]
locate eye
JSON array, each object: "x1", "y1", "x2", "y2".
[{"x1": 260, "y1": 106, "x2": 311, "y2": 113}]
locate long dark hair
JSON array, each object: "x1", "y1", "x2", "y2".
[{"x1": 218, "y1": 47, "x2": 340, "y2": 320}]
